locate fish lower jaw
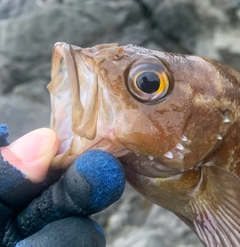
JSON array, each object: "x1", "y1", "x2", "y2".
[{"x1": 120, "y1": 153, "x2": 182, "y2": 178}]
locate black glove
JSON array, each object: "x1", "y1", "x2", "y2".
[{"x1": 0, "y1": 124, "x2": 125, "y2": 247}]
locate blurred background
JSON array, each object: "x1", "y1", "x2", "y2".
[{"x1": 0, "y1": 0, "x2": 240, "y2": 246}]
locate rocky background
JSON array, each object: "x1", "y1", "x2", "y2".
[{"x1": 0, "y1": 0, "x2": 240, "y2": 246}]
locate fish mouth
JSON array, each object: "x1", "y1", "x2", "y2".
[
  {"x1": 49, "y1": 43, "x2": 131, "y2": 168},
  {"x1": 49, "y1": 42, "x2": 100, "y2": 166},
  {"x1": 120, "y1": 153, "x2": 182, "y2": 178},
  {"x1": 119, "y1": 129, "x2": 228, "y2": 179}
]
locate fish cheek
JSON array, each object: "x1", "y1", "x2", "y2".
[
  {"x1": 120, "y1": 132, "x2": 166, "y2": 157},
  {"x1": 181, "y1": 95, "x2": 232, "y2": 169},
  {"x1": 118, "y1": 101, "x2": 190, "y2": 161},
  {"x1": 117, "y1": 110, "x2": 179, "y2": 157}
]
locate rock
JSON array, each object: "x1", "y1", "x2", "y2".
[
  {"x1": 0, "y1": 1, "x2": 144, "y2": 93},
  {"x1": 214, "y1": 29, "x2": 240, "y2": 71},
  {"x1": 153, "y1": 1, "x2": 206, "y2": 53},
  {"x1": 1, "y1": 0, "x2": 239, "y2": 93},
  {"x1": 0, "y1": 94, "x2": 50, "y2": 142},
  {"x1": 93, "y1": 185, "x2": 204, "y2": 247},
  {"x1": 0, "y1": 0, "x2": 40, "y2": 20},
  {"x1": 152, "y1": 0, "x2": 240, "y2": 71}
]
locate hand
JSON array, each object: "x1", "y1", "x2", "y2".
[{"x1": 0, "y1": 125, "x2": 125, "y2": 247}]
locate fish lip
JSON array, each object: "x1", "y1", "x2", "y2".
[
  {"x1": 83, "y1": 138, "x2": 130, "y2": 158},
  {"x1": 50, "y1": 42, "x2": 99, "y2": 152},
  {"x1": 50, "y1": 42, "x2": 132, "y2": 168},
  {"x1": 120, "y1": 153, "x2": 182, "y2": 178}
]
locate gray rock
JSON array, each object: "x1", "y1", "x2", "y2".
[
  {"x1": 153, "y1": 1, "x2": 205, "y2": 53},
  {"x1": 1, "y1": 0, "x2": 239, "y2": 93},
  {"x1": 0, "y1": 0, "x2": 40, "y2": 20},
  {"x1": 0, "y1": 1, "x2": 144, "y2": 93},
  {"x1": 92, "y1": 185, "x2": 204, "y2": 247},
  {"x1": 151, "y1": 0, "x2": 240, "y2": 71},
  {"x1": 0, "y1": 94, "x2": 50, "y2": 142},
  {"x1": 214, "y1": 29, "x2": 240, "y2": 71}
]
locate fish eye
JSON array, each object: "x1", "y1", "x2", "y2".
[
  {"x1": 127, "y1": 56, "x2": 170, "y2": 103},
  {"x1": 135, "y1": 71, "x2": 167, "y2": 94}
]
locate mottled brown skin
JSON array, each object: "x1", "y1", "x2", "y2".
[
  {"x1": 49, "y1": 43, "x2": 240, "y2": 247},
  {"x1": 119, "y1": 46, "x2": 240, "y2": 247}
]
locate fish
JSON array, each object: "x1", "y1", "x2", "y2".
[{"x1": 48, "y1": 42, "x2": 240, "y2": 247}]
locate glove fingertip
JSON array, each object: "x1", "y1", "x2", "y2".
[
  {"x1": 0, "y1": 124, "x2": 10, "y2": 147},
  {"x1": 73, "y1": 150, "x2": 125, "y2": 214}
]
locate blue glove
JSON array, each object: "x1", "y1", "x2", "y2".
[
  {"x1": 0, "y1": 124, "x2": 9, "y2": 147},
  {"x1": 0, "y1": 124, "x2": 125, "y2": 247}
]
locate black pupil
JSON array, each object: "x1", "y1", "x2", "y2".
[{"x1": 136, "y1": 72, "x2": 160, "y2": 94}]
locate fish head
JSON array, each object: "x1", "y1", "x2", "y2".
[{"x1": 48, "y1": 42, "x2": 184, "y2": 170}]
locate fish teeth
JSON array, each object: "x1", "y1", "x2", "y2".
[
  {"x1": 176, "y1": 152, "x2": 184, "y2": 160},
  {"x1": 176, "y1": 143, "x2": 184, "y2": 150},
  {"x1": 223, "y1": 118, "x2": 231, "y2": 123},
  {"x1": 164, "y1": 151, "x2": 173, "y2": 159},
  {"x1": 217, "y1": 135, "x2": 222, "y2": 140},
  {"x1": 181, "y1": 135, "x2": 187, "y2": 141},
  {"x1": 148, "y1": 155, "x2": 154, "y2": 161}
]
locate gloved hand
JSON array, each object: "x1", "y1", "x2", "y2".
[{"x1": 0, "y1": 124, "x2": 125, "y2": 247}]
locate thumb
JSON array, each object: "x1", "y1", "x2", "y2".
[{"x1": 1, "y1": 128, "x2": 59, "y2": 183}]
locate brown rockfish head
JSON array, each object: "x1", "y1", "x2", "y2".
[{"x1": 48, "y1": 43, "x2": 240, "y2": 247}]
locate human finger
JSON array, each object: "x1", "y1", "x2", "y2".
[
  {"x1": 0, "y1": 128, "x2": 61, "y2": 209},
  {"x1": 1, "y1": 128, "x2": 59, "y2": 183}
]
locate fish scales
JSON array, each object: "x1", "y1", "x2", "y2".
[{"x1": 48, "y1": 42, "x2": 240, "y2": 247}]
